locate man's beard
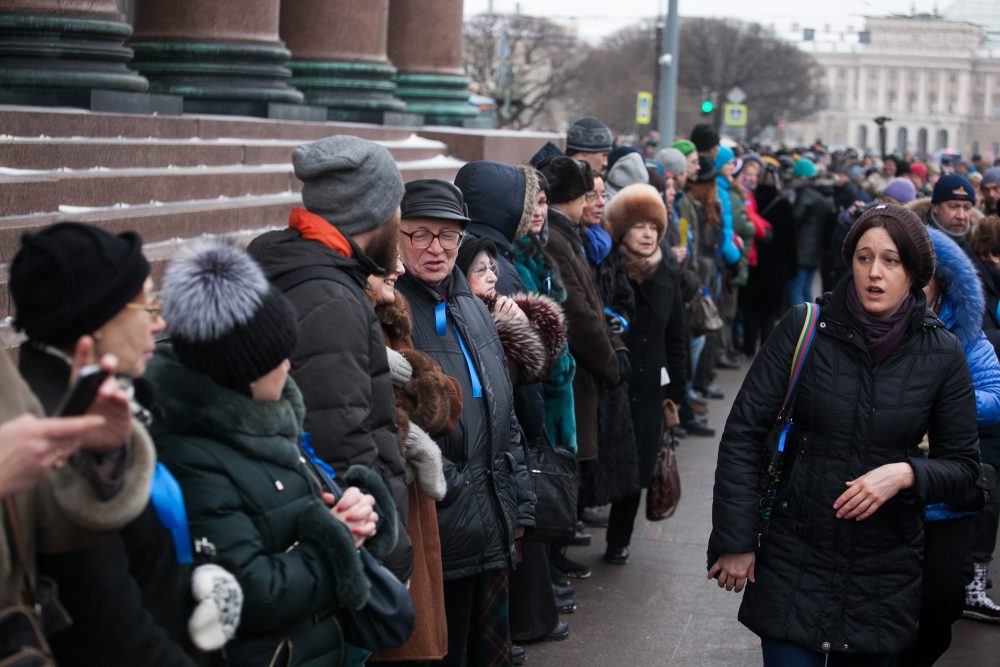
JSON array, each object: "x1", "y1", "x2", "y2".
[{"x1": 362, "y1": 218, "x2": 399, "y2": 272}]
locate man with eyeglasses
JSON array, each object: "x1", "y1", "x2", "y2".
[
  {"x1": 248, "y1": 135, "x2": 413, "y2": 582},
  {"x1": 396, "y1": 179, "x2": 535, "y2": 667}
]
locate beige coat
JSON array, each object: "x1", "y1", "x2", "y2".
[{"x1": 0, "y1": 350, "x2": 154, "y2": 608}]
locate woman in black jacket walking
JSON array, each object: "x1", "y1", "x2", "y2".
[
  {"x1": 602, "y1": 184, "x2": 688, "y2": 564},
  {"x1": 708, "y1": 205, "x2": 980, "y2": 666}
]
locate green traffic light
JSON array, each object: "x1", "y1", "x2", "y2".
[{"x1": 701, "y1": 100, "x2": 714, "y2": 113}]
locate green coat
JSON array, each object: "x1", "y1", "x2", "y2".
[{"x1": 148, "y1": 346, "x2": 396, "y2": 667}]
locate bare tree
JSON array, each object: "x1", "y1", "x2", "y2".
[
  {"x1": 463, "y1": 13, "x2": 583, "y2": 130},
  {"x1": 571, "y1": 17, "x2": 824, "y2": 140},
  {"x1": 677, "y1": 17, "x2": 824, "y2": 138}
]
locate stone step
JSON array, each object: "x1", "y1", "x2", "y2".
[
  {"x1": 0, "y1": 105, "x2": 420, "y2": 142},
  {"x1": 0, "y1": 134, "x2": 449, "y2": 170}
]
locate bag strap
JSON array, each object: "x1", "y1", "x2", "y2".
[
  {"x1": 271, "y1": 265, "x2": 366, "y2": 309},
  {"x1": 778, "y1": 303, "x2": 820, "y2": 416},
  {"x1": 3, "y1": 497, "x2": 37, "y2": 606}
]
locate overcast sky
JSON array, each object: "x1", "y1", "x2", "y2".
[{"x1": 464, "y1": 0, "x2": 948, "y2": 41}]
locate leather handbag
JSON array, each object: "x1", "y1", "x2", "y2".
[
  {"x1": 300, "y1": 438, "x2": 415, "y2": 653},
  {"x1": 757, "y1": 303, "x2": 820, "y2": 545},
  {"x1": 687, "y1": 287, "x2": 724, "y2": 338},
  {"x1": 526, "y1": 444, "x2": 579, "y2": 543},
  {"x1": 0, "y1": 500, "x2": 56, "y2": 667},
  {"x1": 646, "y1": 400, "x2": 682, "y2": 521}
]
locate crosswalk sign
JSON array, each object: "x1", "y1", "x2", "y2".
[
  {"x1": 724, "y1": 104, "x2": 747, "y2": 127},
  {"x1": 636, "y1": 92, "x2": 653, "y2": 125}
]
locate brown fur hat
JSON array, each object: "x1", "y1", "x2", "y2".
[{"x1": 603, "y1": 183, "x2": 667, "y2": 244}]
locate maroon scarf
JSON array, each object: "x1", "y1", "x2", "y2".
[{"x1": 845, "y1": 279, "x2": 916, "y2": 365}]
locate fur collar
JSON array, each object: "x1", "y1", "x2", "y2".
[
  {"x1": 147, "y1": 345, "x2": 305, "y2": 469},
  {"x1": 375, "y1": 292, "x2": 416, "y2": 350},
  {"x1": 926, "y1": 226, "x2": 985, "y2": 345},
  {"x1": 619, "y1": 244, "x2": 663, "y2": 284}
]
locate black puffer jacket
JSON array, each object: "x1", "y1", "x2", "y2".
[
  {"x1": 791, "y1": 179, "x2": 836, "y2": 269},
  {"x1": 709, "y1": 280, "x2": 979, "y2": 656},
  {"x1": 397, "y1": 268, "x2": 535, "y2": 579},
  {"x1": 248, "y1": 223, "x2": 412, "y2": 580}
]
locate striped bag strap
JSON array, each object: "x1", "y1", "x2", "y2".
[{"x1": 780, "y1": 302, "x2": 821, "y2": 412}]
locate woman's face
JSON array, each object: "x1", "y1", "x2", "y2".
[
  {"x1": 530, "y1": 190, "x2": 548, "y2": 234},
  {"x1": 366, "y1": 255, "x2": 405, "y2": 306},
  {"x1": 851, "y1": 227, "x2": 913, "y2": 319},
  {"x1": 466, "y1": 251, "x2": 498, "y2": 299},
  {"x1": 664, "y1": 177, "x2": 676, "y2": 208},
  {"x1": 93, "y1": 277, "x2": 165, "y2": 378},
  {"x1": 622, "y1": 221, "x2": 660, "y2": 257},
  {"x1": 582, "y1": 177, "x2": 606, "y2": 228},
  {"x1": 250, "y1": 359, "x2": 290, "y2": 402}
]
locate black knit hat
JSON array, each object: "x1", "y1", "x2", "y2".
[
  {"x1": 160, "y1": 241, "x2": 299, "y2": 392},
  {"x1": 537, "y1": 156, "x2": 593, "y2": 204},
  {"x1": 566, "y1": 116, "x2": 613, "y2": 154},
  {"x1": 690, "y1": 124, "x2": 721, "y2": 153},
  {"x1": 456, "y1": 236, "x2": 498, "y2": 277},
  {"x1": 10, "y1": 222, "x2": 150, "y2": 346}
]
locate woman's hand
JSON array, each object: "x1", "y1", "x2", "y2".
[
  {"x1": 834, "y1": 462, "x2": 915, "y2": 521},
  {"x1": 323, "y1": 487, "x2": 379, "y2": 548},
  {"x1": 707, "y1": 552, "x2": 755, "y2": 592},
  {"x1": 494, "y1": 296, "x2": 528, "y2": 323},
  {"x1": 0, "y1": 413, "x2": 105, "y2": 496}
]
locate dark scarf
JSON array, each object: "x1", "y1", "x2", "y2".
[{"x1": 845, "y1": 279, "x2": 916, "y2": 365}]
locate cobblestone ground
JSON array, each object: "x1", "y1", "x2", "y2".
[{"x1": 523, "y1": 361, "x2": 1000, "y2": 667}]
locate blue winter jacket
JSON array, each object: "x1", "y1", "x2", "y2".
[{"x1": 925, "y1": 227, "x2": 999, "y2": 520}]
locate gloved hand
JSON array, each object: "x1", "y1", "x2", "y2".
[
  {"x1": 606, "y1": 312, "x2": 626, "y2": 335},
  {"x1": 616, "y1": 349, "x2": 632, "y2": 385},
  {"x1": 188, "y1": 563, "x2": 243, "y2": 652}
]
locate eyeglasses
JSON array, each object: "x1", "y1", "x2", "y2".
[
  {"x1": 125, "y1": 296, "x2": 164, "y2": 319},
  {"x1": 400, "y1": 229, "x2": 464, "y2": 250},
  {"x1": 471, "y1": 261, "x2": 498, "y2": 277},
  {"x1": 585, "y1": 192, "x2": 609, "y2": 202}
]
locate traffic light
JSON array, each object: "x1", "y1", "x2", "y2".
[{"x1": 700, "y1": 99, "x2": 714, "y2": 114}]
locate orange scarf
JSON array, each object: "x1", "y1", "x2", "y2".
[{"x1": 288, "y1": 207, "x2": 353, "y2": 258}]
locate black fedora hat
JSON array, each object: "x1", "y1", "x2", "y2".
[{"x1": 401, "y1": 179, "x2": 471, "y2": 226}]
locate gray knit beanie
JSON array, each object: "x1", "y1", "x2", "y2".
[
  {"x1": 293, "y1": 135, "x2": 404, "y2": 236},
  {"x1": 566, "y1": 116, "x2": 613, "y2": 154},
  {"x1": 654, "y1": 147, "x2": 688, "y2": 179}
]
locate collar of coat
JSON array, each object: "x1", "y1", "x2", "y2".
[
  {"x1": 147, "y1": 345, "x2": 306, "y2": 469},
  {"x1": 817, "y1": 277, "x2": 943, "y2": 346},
  {"x1": 289, "y1": 207, "x2": 353, "y2": 258}
]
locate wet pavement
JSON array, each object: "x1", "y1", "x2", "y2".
[{"x1": 523, "y1": 361, "x2": 1000, "y2": 667}]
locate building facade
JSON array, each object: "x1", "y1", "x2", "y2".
[{"x1": 783, "y1": 1, "x2": 1000, "y2": 161}]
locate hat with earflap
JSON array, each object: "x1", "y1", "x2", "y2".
[{"x1": 160, "y1": 241, "x2": 299, "y2": 393}]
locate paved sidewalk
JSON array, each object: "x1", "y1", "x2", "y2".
[{"x1": 524, "y1": 362, "x2": 1000, "y2": 667}]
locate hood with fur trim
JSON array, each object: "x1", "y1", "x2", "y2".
[
  {"x1": 487, "y1": 292, "x2": 567, "y2": 385},
  {"x1": 603, "y1": 183, "x2": 667, "y2": 244},
  {"x1": 456, "y1": 161, "x2": 540, "y2": 249},
  {"x1": 907, "y1": 197, "x2": 984, "y2": 236},
  {"x1": 926, "y1": 226, "x2": 984, "y2": 345}
]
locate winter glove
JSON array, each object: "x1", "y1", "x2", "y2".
[
  {"x1": 386, "y1": 346, "x2": 413, "y2": 386},
  {"x1": 616, "y1": 349, "x2": 632, "y2": 386},
  {"x1": 405, "y1": 422, "x2": 447, "y2": 501},
  {"x1": 188, "y1": 563, "x2": 243, "y2": 652}
]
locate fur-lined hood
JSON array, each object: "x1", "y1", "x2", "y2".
[
  {"x1": 926, "y1": 226, "x2": 985, "y2": 345},
  {"x1": 488, "y1": 292, "x2": 567, "y2": 384},
  {"x1": 907, "y1": 197, "x2": 984, "y2": 229},
  {"x1": 456, "y1": 161, "x2": 540, "y2": 248}
]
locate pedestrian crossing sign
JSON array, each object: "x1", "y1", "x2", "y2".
[
  {"x1": 724, "y1": 104, "x2": 747, "y2": 127},
  {"x1": 636, "y1": 92, "x2": 653, "y2": 125}
]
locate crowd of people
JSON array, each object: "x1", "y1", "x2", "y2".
[{"x1": 0, "y1": 112, "x2": 998, "y2": 667}]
